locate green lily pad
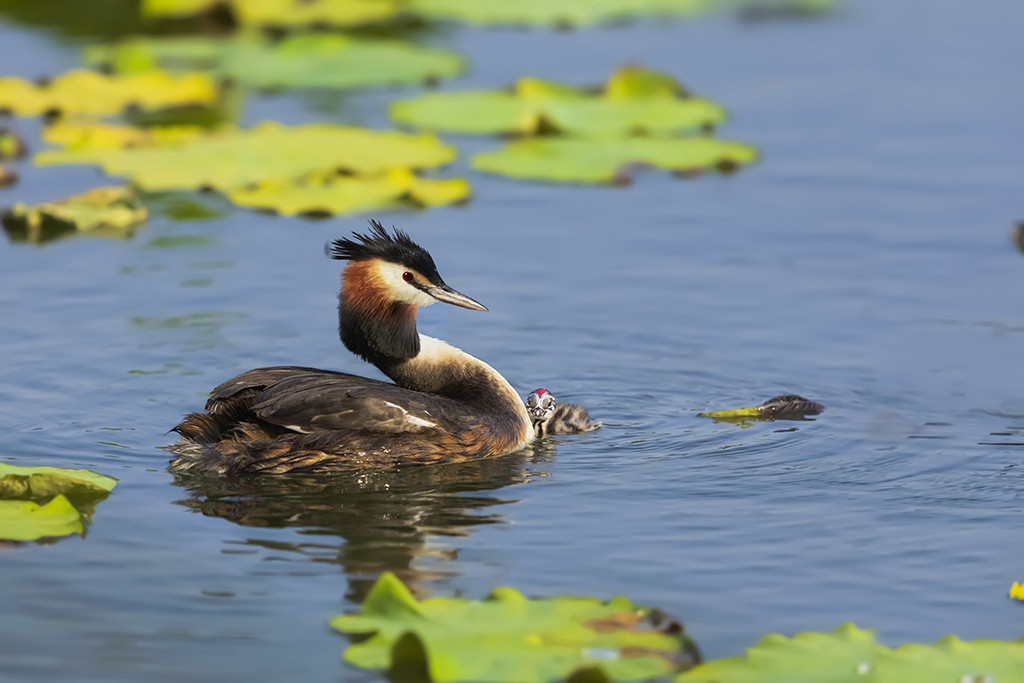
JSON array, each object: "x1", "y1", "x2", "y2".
[
  {"x1": 472, "y1": 136, "x2": 756, "y2": 183},
  {"x1": 0, "y1": 463, "x2": 118, "y2": 504},
  {"x1": 874, "y1": 635, "x2": 1024, "y2": 683},
  {"x1": 227, "y1": 168, "x2": 469, "y2": 215},
  {"x1": 2, "y1": 186, "x2": 147, "y2": 240},
  {"x1": 408, "y1": 0, "x2": 711, "y2": 26},
  {"x1": 676, "y1": 625, "x2": 1024, "y2": 683},
  {"x1": 0, "y1": 69, "x2": 217, "y2": 117},
  {"x1": 698, "y1": 394, "x2": 824, "y2": 421},
  {"x1": 36, "y1": 122, "x2": 457, "y2": 192},
  {"x1": 0, "y1": 495, "x2": 83, "y2": 541},
  {"x1": 0, "y1": 128, "x2": 27, "y2": 160},
  {"x1": 331, "y1": 572, "x2": 698, "y2": 682},
  {"x1": 391, "y1": 66, "x2": 724, "y2": 136},
  {"x1": 144, "y1": 0, "x2": 401, "y2": 28},
  {"x1": 677, "y1": 624, "x2": 876, "y2": 683},
  {"x1": 0, "y1": 464, "x2": 118, "y2": 541},
  {"x1": 87, "y1": 34, "x2": 464, "y2": 90}
]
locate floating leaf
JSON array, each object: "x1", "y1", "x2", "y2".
[
  {"x1": 0, "y1": 69, "x2": 217, "y2": 117},
  {"x1": 0, "y1": 128, "x2": 27, "y2": 160},
  {"x1": 2, "y1": 186, "x2": 147, "y2": 241},
  {"x1": 698, "y1": 394, "x2": 824, "y2": 421},
  {"x1": 42, "y1": 121, "x2": 205, "y2": 150},
  {"x1": 37, "y1": 122, "x2": 457, "y2": 192},
  {"x1": 331, "y1": 572, "x2": 698, "y2": 683},
  {"x1": 88, "y1": 34, "x2": 464, "y2": 90},
  {"x1": 407, "y1": 0, "x2": 711, "y2": 26},
  {"x1": 0, "y1": 495, "x2": 83, "y2": 541},
  {"x1": 677, "y1": 625, "x2": 1024, "y2": 683},
  {"x1": 0, "y1": 464, "x2": 118, "y2": 541},
  {"x1": 1011, "y1": 581, "x2": 1024, "y2": 600},
  {"x1": 392, "y1": 66, "x2": 723, "y2": 136},
  {"x1": 144, "y1": 0, "x2": 401, "y2": 28},
  {"x1": 472, "y1": 137, "x2": 756, "y2": 183},
  {"x1": 227, "y1": 168, "x2": 469, "y2": 215},
  {"x1": 0, "y1": 463, "x2": 118, "y2": 504},
  {"x1": 873, "y1": 635, "x2": 1024, "y2": 683},
  {"x1": 677, "y1": 624, "x2": 876, "y2": 683}
]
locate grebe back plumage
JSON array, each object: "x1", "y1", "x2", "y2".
[{"x1": 169, "y1": 221, "x2": 533, "y2": 475}]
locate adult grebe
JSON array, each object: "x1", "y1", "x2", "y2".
[
  {"x1": 169, "y1": 221, "x2": 533, "y2": 475},
  {"x1": 526, "y1": 388, "x2": 601, "y2": 436}
]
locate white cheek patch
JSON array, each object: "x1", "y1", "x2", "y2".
[{"x1": 375, "y1": 262, "x2": 437, "y2": 307}]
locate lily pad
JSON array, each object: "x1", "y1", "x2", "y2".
[
  {"x1": 0, "y1": 69, "x2": 217, "y2": 117},
  {"x1": 677, "y1": 625, "x2": 1024, "y2": 683},
  {"x1": 471, "y1": 136, "x2": 756, "y2": 183},
  {"x1": 42, "y1": 121, "x2": 205, "y2": 151},
  {"x1": 331, "y1": 572, "x2": 698, "y2": 682},
  {"x1": 37, "y1": 122, "x2": 457, "y2": 192},
  {"x1": 391, "y1": 66, "x2": 724, "y2": 136},
  {"x1": 0, "y1": 495, "x2": 83, "y2": 542},
  {"x1": 144, "y1": 0, "x2": 401, "y2": 28},
  {"x1": 88, "y1": 34, "x2": 464, "y2": 90},
  {"x1": 228, "y1": 168, "x2": 469, "y2": 215},
  {"x1": 0, "y1": 128, "x2": 27, "y2": 160},
  {"x1": 3, "y1": 186, "x2": 147, "y2": 240},
  {"x1": 698, "y1": 394, "x2": 824, "y2": 421},
  {"x1": 407, "y1": 0, "x2": 711, "y2": 27},
  {"x1": 0, "y1": 463, "x2": 118, "y2": 541}
]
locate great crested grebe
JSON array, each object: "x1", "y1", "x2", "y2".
[
  {"x1": 169, "y1": 221, "x2": 534, "y2": 475},
  {"x1": 526, "y1": 388, "x2": 601, "y2": 436}
]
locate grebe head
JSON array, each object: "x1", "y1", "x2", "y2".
[
  {"x1": 526, "y1": 388, "x2": 556, "y2": 427},
  {"x1": 329, "y1": 219, "x2": 486, "y2": 312}
]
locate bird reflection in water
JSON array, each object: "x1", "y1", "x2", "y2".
[{"x1": 171, "y1": 444, "x2": 554, "y2": 602}]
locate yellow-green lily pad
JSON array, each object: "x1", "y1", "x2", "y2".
[
  {"x1": 227, "y1": 168, "x2": 469, "y2": 215},
  {"x1": 472, "y1": 136, "x2": 756, "y2": 183},
  {"x1": 0, "y1": 495, "x2": 83, "y2": 542},
  {"x1": 331, "y1": 572, "x2": 698, "y2": 682},
  {"x1": 144, "y1": 0, "x2": 401, "y2": 28},
  {"x1": 0, "y1": 128, "x2": 27, "y2": 160},
  {"x1": 88, "y1": 34, "x2": 464, "y2": 90},
  {"x1": 408, "y1": 0, "x2": 711, "y2": 26},
  {"x1": 0, "y1": 69, "x2": 217, "y2": 118},
  {"x1": 676, "y1": 624, "x2": 1024, "y2": 683},
  {"x1": 2, "y1": 186, "x2": 147, "y2": 239},
  {"x1": 37, "y1": 122, "x2": 457, "y2": 192},
  {"x1": 0, "y1": 463, "x2": 118, "y2": 541},
  {"x1": 392, "y1": 66, "x2": 724, "y2": 136}
]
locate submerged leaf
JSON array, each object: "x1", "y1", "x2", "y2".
[
  {"x1": 392, "y1": 66, "x2": 723, "y2": 136},
  {"x1": 0, "y1": 69, "x2": 217, "y2": 117},
  {"x1": 144, "y1": 0, "x2": 401, "y2": 28},
  {"x1": 408, "y1": 0, "x2": 712, "y2": 27},
  {"x1": 0, "y1": 495, "x2": 83, "y2": 542},
  {"x1": 37, "y1": 122, "x2": 457, "y2": 192},
  {"x1": 472, "y1": 137, "x2": 756, "y2": 183},
  {"x1": 698, "y1": 394, "x2": 824, "y2": 421},
  {"x1": 88, "y1": 34, "x2": 464, "y2": 90},
  {"x1": 331, "y1": 572, "x2": 698, "y2": 682},
  {"x1": 0, "y1": 166, "x2": 16, "y2": 188},
  {"x1": 3, "y1": 186, "x2": 147, "y2": 239},
  {"x1": 227, "y1": 168, "x2": 469, "y2": 216}
]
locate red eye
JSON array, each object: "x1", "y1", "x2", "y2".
[{"x1": 402, "y1": 272, "x2": 414, "y2": 282}]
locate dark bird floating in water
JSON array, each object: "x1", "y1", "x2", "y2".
[{"x1": 169, "y1": 221, "x2": 535, "y2": 475}]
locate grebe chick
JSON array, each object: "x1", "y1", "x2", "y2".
[
  {"x1": 527, "y1": 388, "x2": 601, "y2": 437},
  {"x1": 169, "y1": 221, "x2": 533, "y2": 475}
]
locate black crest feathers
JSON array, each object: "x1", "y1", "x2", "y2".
[{"x1": 329, "y1": 220, "x2": 440, "y2": 281}]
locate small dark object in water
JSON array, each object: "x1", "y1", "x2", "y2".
[
  {"x1": 759, "y1": 394, "x2": 824, "y2": 416},
  {"x1": 526, "y1": 388, "x2": 601, "y2": 436}
]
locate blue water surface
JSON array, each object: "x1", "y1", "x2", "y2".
[{"x1": 1, "y1": 0, "x2": 1023, "y2": 680}]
